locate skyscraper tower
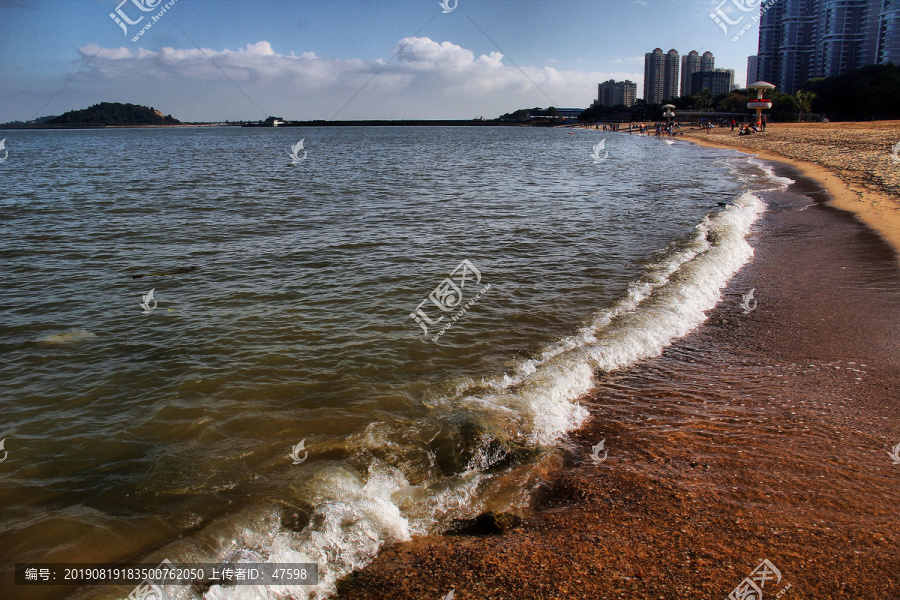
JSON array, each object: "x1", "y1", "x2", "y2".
[
  {"x1": 757, "y1": 0, "x2": 785, "y2": 85},
  {"x1": 747, "y1": 55, "x2": 759, "y2": 87},
  {"x1": 813, "y1": 0, "x2": 881, "y2": 79},
  {"x1": 680, "y1": 50, "x2": 700, "y2": 97},
  {"x1": 644, "y1": 48, "x2": 681, "y2": 103},
  {"x1": 779, "y1": 0, "x2": 817, "y2": 94},
  {"x1": 644, "y1": 48, "x2": 665, "y2": 104},
  {"x1": 663, "y1": 49, "x2": 680, "y2": 101},
  {"x1": 876, "y1": 0, "x2": 900, "y2": 65},
  {"x1": 757, "y1": 0, "x2": 898, "y2": 93}
]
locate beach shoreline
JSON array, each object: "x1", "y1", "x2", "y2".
[
  {"x1": 335, "y1": 131, "x2": 900, "y2": 600},
  {"x1": 680, "y1": 121, "x2": 900, "y2": 267}
]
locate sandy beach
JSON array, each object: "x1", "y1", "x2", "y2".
[
  {"x1": 335, "y1": 127, "x2": 900, "y2": 599},
  {"x1": 681, "y1": 121, "x2": 900, "y2": 264}
]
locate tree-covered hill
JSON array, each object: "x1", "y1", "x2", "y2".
[{"x1": 45, "y1": 102, "x2": 180, "y2": 126}]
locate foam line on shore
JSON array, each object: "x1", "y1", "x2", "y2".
[{"x1": 681, "y1": 126, "x2": 900, "y2": 267}]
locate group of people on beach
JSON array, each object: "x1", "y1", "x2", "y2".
[
  {"x1": 737, "y1": 116, "x2": 766, "y2": 135},
  {"x1": 596, "y1": 122, "x2": 679, "y2": 138},
  {"x1": 588, "y1": 113, "x2": 768, "y2": 138}
]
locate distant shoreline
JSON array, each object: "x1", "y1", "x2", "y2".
[
  {"x1": 0, "y1": 120, "x2": 565, "y2": 130},
  {"x1": 0, "y1": 123, "x2": 225, "y2": 130}
]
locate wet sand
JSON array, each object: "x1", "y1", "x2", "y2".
[{"x1": 335, "y1": 161, "x2": 900, "y2": 598}]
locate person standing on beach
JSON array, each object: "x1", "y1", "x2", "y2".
[{"x1": 761, "y1": 115, "x2": 767, "y2": 131}]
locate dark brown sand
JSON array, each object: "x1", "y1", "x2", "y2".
[{"x1": 335, "y1": 163, "x2": 900, "y2": 599}]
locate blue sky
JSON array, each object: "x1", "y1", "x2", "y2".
[{"x1": 0, "y1": 0, "x2": 763, "y2": 122}]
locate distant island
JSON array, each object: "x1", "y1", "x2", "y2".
[
  {"x1": 0, "y1": 102, "x2": 590, "y2": 129},
  {"x1": 1, "y1": 102, "x2": 181, "y2": 128},
  {"x1": 2, "y1": 102, "x2": 591, "y2": 129}
]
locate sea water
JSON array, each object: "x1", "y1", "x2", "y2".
[{"x1": 0, "y1": 126, "x2": 790, "y2": 599}]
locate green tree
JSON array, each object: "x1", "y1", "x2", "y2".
[
  {"x1": 717, "y1": 92, "x2": 751, "y2": 113},
  {"x1": 794, "y1": 90, "x2": 815, "y2": 121},
  {"x1": 690, "y1": 89, "x2": 713, "y2": 111},
  {"x1": 803, "y1": 64, "x2": 900, "y2": 120}
]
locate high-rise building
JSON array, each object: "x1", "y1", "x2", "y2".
[
  {"x1": 814, "y1": 0, "x2": 881, "y2": 79},
  {"x1": 691, "y1": 69, "x2": 736, "y2": 97},
  {"x1": 644, "y1": 48, "x2": 664, "y2": 104},
  {"x1": 681, "y1": 50, "x2": 716, "y2": 96},
  {"x1": 757, "y1": 0, "x2": 785, "y2": 86},
  {"x1": 597, "y1": 79, "x2": 637, "y2": 107},
  {"x1": 758, "y1": 0, "x2": 899, "y2": 93},
  {"x1": 643, "y1": 48, "x2": 680, "y2": 104},
  {"x1": 680, "y1": 51, "x2": 700, "y2": 97},
  {"x1": 663, "y1": 49, "x2": 680, "y2": 101},
  {"x1": 747, "y1": 56, "x2": 759, "y2": 87},
  {"x1": 876, "y1": 0, "x2": 900, "y2": 65},
  {"x1": 779, "y1": 0, "x2": 817, "y2": 94}
]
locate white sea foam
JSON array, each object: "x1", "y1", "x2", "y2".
[
  {"x1": 136, "y1": 463, "x2": 413, "y2": 600},
  {"x1": 438, "y1": 188, "x2": 767, "y2": 447}
]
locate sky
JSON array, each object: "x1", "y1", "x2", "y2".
[{"x1": 0, "y1": 0, "x2": 764, "y2": 122}]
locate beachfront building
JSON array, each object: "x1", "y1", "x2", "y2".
[
  {"x1": 747, "y1": 55, "x2": 759, "y2": 88},
  {"x1": 690, "y1": 69, "x2": 736, "y2": 96},
  {"x1": 644, "y1": 48, "x2": 679, "y2": 104},
  {"x1": 876, "y1": 0, "x2": 900, "y2": 64},
  {"x1": 597, "y1": 79, "x2": 637, "y2": 107},
  {"x1": 758, "y1": 0, "x2": 900, "y2": 93},
  {"x1": 757, "y1": 0, "x2": 785, "y2": 89},
  {"x1": 813, "y1": 0, "x2": 881, "y2": 80}
]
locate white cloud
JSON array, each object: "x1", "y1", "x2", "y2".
[{"x1": 54, "y1": 38, "x2": 637, "y2": 121}]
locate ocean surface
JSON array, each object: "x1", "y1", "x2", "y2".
[{"x1": 0, "y1": 126, "x2": 791, "y2": 599}]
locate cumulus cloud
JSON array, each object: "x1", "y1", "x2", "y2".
[{"x1": 54, "y1": 38, "x2": 635, "y2": 121}]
